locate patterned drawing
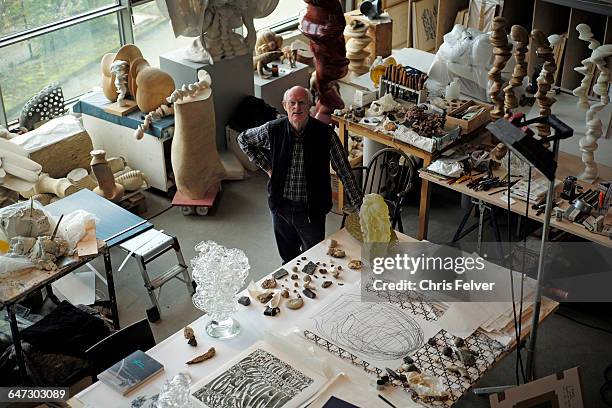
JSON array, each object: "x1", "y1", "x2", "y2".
[
  {"x1": 192, "y1": 349, "x2": 314, "y2": 408},
  {"x1": 312, "y1": 293, "x2": 425, "y2": 361},
  {"x1": 422, "y1": 7, "x2": 436, "y2": 41}
]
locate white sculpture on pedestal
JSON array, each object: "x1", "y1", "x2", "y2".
[
  {"x1": 573, "y1": 24, "x2": 600, "y2": 109},
  {"x1": 157, "y1": 0, "x2": 279, "y2": 63},
  {"x1": 579, "y1": 44, "x2": 612, "y2": 182},
  {"x1": 110, "y1": 60, "x2": 129, "y2": 107}
]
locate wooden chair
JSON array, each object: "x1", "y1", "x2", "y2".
[
  {"x1": 341, "y1": 148, "x2": 417, "y2": 232},
  {"x1": 85, "y1": 318, "x2": 155, "y2": 383}
]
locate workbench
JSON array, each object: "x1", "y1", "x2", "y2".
[
  {"x1": 419, "y1": 151, "x2": 612, "y2": 249},
  {"x1": 71, "y1": 228, "x2": 558, "y2": 408}
]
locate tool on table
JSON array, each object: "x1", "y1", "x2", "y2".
[{"x1": 560, "y1": 176, "x2": 577, "y2": 200}]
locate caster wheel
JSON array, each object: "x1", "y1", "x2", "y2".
[
  {"x1": 181, "y1": 206, "x2": 195, "y2": 216},
  {"x1": 195, "y1": 206, "x2": 209, "y2": 216},
  {"x1": 146, "y1": 306, "x2": 160, "y2": 323},
  {"x1": 191, "y1": 280, "x2": 197, "y2": 294}
]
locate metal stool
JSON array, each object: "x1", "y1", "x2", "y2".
[{"x1": 119, "y1": 229, "x2": 195, "y2": 322}]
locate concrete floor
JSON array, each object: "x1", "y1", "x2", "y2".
[{"x1": 88, "y1": 171, "x2": 612, "y2": 407}]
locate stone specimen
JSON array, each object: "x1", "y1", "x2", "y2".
[
  {"x1": 302, "y1": 288, "x2": 316, "y2": 299},
  {"x1": 503, "y1": 25, "x2": 529, "y2": 117},
  {"x1": 453, "y1": 337, "x2": 465, "y2": 347},
  {"x1": 531, "y1": 29, "x2": 557, "y2": 138},
  {"x1": 256, "y1": 291, "x2": 274, "y2": 304},
  {"x1": 272, "y1": 268, "x2": 288, "y2": 279},
  {"x1": 579, "y1": 44, "x2": 612, "y2": 182},
  {"x1": 322, "y1": 281, "x2": 333, "y2": 288},
  {"x1": 290, "y1": 274, "x2": 299, "y2": 280},
  {"x1": 281, "y1": 288, "x2": 289, "y2": 298},
  {"x1": 303, "y1": 275, "x2": 312, "y2": 283},
  {"x1": 185, "y1": 347, "x2": 216, "y2": 365},
  {"x1": 344, "y1": 19, "x2": 372, "y2": 79},
  {"x1": 237, "y1": 296, "x2": 251, "y2": 306},
  {"x1": 302, "y1": 261, "x2": 317, "y2": 275},
  {"x1": 170, "y1": 74, "x2": 226, "y2": 200},
  {"x1": 488, "y1": 17, "x2": 512, "y2": 119},
  {"x1": 327, "y1": 239, "x2": 338, "y2": 248},
  {"x1": 327, "y1": 248, "x2": 345, "y2": 258},
  {"x1": 348, "y1": 259, "x2": 363, "y2": 270},
  {"x1": 447, "y1": 363, "x2": 469, "y2": 378},
  {"x1": 183, "y1": 326, "x2": 197, "y2": 346},
  {"x1": 261, "y1": 278, "x2": 277, "y2": 289},
  {"x1": 455, "y1": 347, "x2": 477, "y2": 366},
  {"x1": 299, "y1": 0, "x2": 349, "y2": 123},
  {"x1": 304, "y1": 281, "x2": 316, "y2": 290},
  {"x1": 287, "y1": 296, "x2": 304, "y2": 309},
  {"x1": 573, "y1": 24, "x2": 601, "y2": 109},
  {"x1": 330, "y1": 267, "x2": 341, "y2": 279},
  {"x1": 90, "y1": 150, "x2": 124, "y2": 202},
  {"x1": 442, "y1": 346, "x2": 453, "y2": 357},
  {"x1": 160, "y1": 0, "x2": 279, "y2": 63},
  {"x1": 264, "y1": 306, "x2": 280, "y2": 316}
]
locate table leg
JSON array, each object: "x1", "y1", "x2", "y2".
[
  {"x1": 8, "y1": 304, "x2": 27, "y2": 383},
  {"x1": 337, "y1": 120, "x2": 347, "y2": 212},
  {"x1": 417, "y1": 158, "x2": 432, "y2": 240},
  {"x1": 103, "y1": 247, "x2": 120, "y2": 329}
]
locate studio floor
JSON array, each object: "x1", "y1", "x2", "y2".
[{"x1": 85, "y1": 171, "x2": 611, "y2": 407}]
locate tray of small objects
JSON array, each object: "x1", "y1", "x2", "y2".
[
  {"x1": 445, "y1": 100, "x2": 492, "y2": 135},
  {"x1": 378, "y1": 105, "x2": 461, "y2": 153}
]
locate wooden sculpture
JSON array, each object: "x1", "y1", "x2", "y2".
[
  {"x1": 90, "y1": 150, "x2": 124, "y2": 202},
  {"x1": 488, "y1": 17, "x2": 512, "y2": 119},
  {"x1": 344, "y1": 19, "x2": 372, "y2": 80},
  {"x1": 503, "y1": 25, "x2": 529, "y2": 117},
  {"x1": 531, "y1": 29, "x2": 557, "y2": 138},
  {"x1": 573, "y1": 24, "x2": 601, "y2": 109},
  {"x1": 579, "y1": 44, "x2": 612, "y2": 182},
  {"x1": 299, "y1": 0, "x2": 349, "y2": 124}
]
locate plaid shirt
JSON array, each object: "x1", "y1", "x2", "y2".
[{"x1": 238, "y1": 119, "x2": 362, "y2": 208}]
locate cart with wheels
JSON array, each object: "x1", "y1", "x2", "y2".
[{"x1": 172, "y1": 184, "x2": 220, "y2": 216}]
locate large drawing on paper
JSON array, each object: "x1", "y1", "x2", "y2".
[
  {"x1": 313, "y1": 293, "x2": 425, "y2": 361},
  {"x1": 191, "y1": 348, "x2": 314, "y2": 408}
]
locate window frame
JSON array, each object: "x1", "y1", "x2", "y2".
[{"x1": 0, "y1": 0, "x2": 355, "y2": 126}]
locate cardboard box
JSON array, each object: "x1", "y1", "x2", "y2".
[
  {"x1": 489, "y1": 367, "x2": 584, "y2": 408},
  {"x1": 446, "y1": 100, "x2": 492, "y2": 135}
]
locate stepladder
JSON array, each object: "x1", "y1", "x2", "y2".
[{"x1": 119, "y1": 229, "x2": 195, "y2": 322}]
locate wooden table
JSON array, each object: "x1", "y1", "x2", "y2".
[
  {"x1": 72, "y1": 228, "x2": 557, "y2": 408},
  {"x1": 420, "y1": 151, "x2": 612, "y2": 248},
  {"x1": 333, "y1": 115, "x2": 472, "y2": 240},
  {"x1": 0, "y1": 240, "x2": 118, "y2": 384}
]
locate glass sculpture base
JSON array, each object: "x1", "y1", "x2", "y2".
[{"x1": 206, "y1": 317, "x2": 240, "y2": 339}]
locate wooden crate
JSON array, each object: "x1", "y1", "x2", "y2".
[{"x1": 446, "y1": 100, "x2": 492, "y2": 135}]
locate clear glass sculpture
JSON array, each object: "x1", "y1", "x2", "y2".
[
  {"x1": 155, "y1": 372, "x2": 192, "y2": 408},
  {"x1": 191, "y1": 240, "x2": 250, "y2": 339}
]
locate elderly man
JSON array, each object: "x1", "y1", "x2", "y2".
[{"x1": 238, "y1": 86, "x2": 361, "y2": 263}]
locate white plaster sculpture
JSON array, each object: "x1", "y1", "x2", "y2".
[
  {"x1": 110, "y1": 60, "x2": 130, "y2": 107},
  {"x1": 573, "y1": 24, "x2": 601, "y2": 109},
  {"x1": 157, "y1": 0, "x2": 279, "y2": 63},
  {"x1": 579, "y1": 44, "x2": 612, "y2": 182},
  {"x1": 0, "y1": 138, "x2": 42, "y2": 193}
]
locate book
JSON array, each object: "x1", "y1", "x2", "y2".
[
  {"x1": 322, "y1": 396, "x2": 360, "y2": 407},
  {"x1": 97, "y1": 350, "x2": 164, "y2": 396}
]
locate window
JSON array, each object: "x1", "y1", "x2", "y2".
[
  {"x1": 0, "y1": 14, "x2": 121, "y2": 122},
  {"x1": 254, "y1": 2, "x2": 306, "y2": 31},
  {"x1": 132, "y1": 2, "x2": 193, "y2": 67}
]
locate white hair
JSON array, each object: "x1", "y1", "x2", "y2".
[{"x1": 282, "y1": 86, "x2": 313, "y2": 105}]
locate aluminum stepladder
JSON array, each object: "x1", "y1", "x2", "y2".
[{"x1": 119, "y1": 229, "x2": 195, "y2": 322}]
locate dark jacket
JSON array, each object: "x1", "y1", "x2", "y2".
[{"x1": 267, "y1": 117, "x2": 333, "y2": 218}]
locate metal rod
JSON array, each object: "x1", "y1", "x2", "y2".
[{"x1": 103, "y1": 219, "x2": 148, "y2": 243}]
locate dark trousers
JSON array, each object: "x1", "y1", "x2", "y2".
[{"x1": 272, "y1": 200, "x2": 326, "y2": 264}]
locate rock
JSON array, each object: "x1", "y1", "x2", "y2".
[
  {"x1": 238, "y1": 296, "x2": 251, "y2": 306},
  {"x1": 319, "y1": 268, "x2": 327, "y2": 274},
  {"x1": 304, "y1": 281, "x2": 316, "y2": 290},
  {"x1": 183, "y1": 326, "x2": 194, "y2": 339},
  {"x1": 406, "y1": 364, "x2": 420, "y2": 373},
  {"x1": 256, "y1": 292, "x2": 274, "y2": 304},
  {"x1": 330, "y1": 267, "x2": 341, "y2": 278},
  {"x1": 185, "y1": 347, "x2": 216, "y2": 365},
  {"x1": 427, "y1": 337, "x2": 438, "y2": 347},
  {"x1": 291, "y1": 274, "x2": 299, "y2": 280},
  {"x1": 302, "y1": 288, "x2": 316, "y2": 299},
  {"x1": 188, "y1": 336, "x2": 197, "y2": 347},
  {"x1": 301, "y1": 256, "x2": 307, "y2": 260},
  {"x1": 454, "y1": 337, "x2": 465, "y2": 347},
  {"x1": 287, "y1": 297, "x2": 304, "y2": 309},
  {"x1": 303, "y1": 275, "x2": 312, "y2": 283},
  {"x1": 327, "y1": 239, "x2": 338, "y2": 248},
  {"x1": 294, "y1": 282, "x2": 299, "y2": 287},
  {"x1": 447, "y1": 364, "x2": 469, "y2": 378},
  {"x1": 381, "y1": 375, "x2": 390, "y2": 383},
  {"x1": 302, "y1": 261, "x2": 317, "y2": 275},
  {"x1": 322, "y1": 281, "x2": 333, "y2": 288},
  {"x1": 264, "y1": 306, "x2": 280, "y2": 316},
  {"x1": 281, "y1": 289, "x2": 289, "y2": 298},
  {"x1": 385, "y1": 368, "x2": 400, "y2": 380},
  {"x1": 348, "y1": 259, "x2": 363, "y2": 269},
  {"x1": 455, "y1": 347, "x2": 477, "y2": 366},
  {"x1": 292, "y1": 266, "x2": 299, "y2": 272},
  {"x1": 261, "y1": 278, "x2": 277, "y2": 289},
  {"x1": 327, "y1": 248, "x2": 345, "y2": 258},
  {"x1": 273, "y1": 268, "x2": 288, "y2": 279},
  {"x1": 442, "y1": 346, "x2": 453, "y2": 357}
]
